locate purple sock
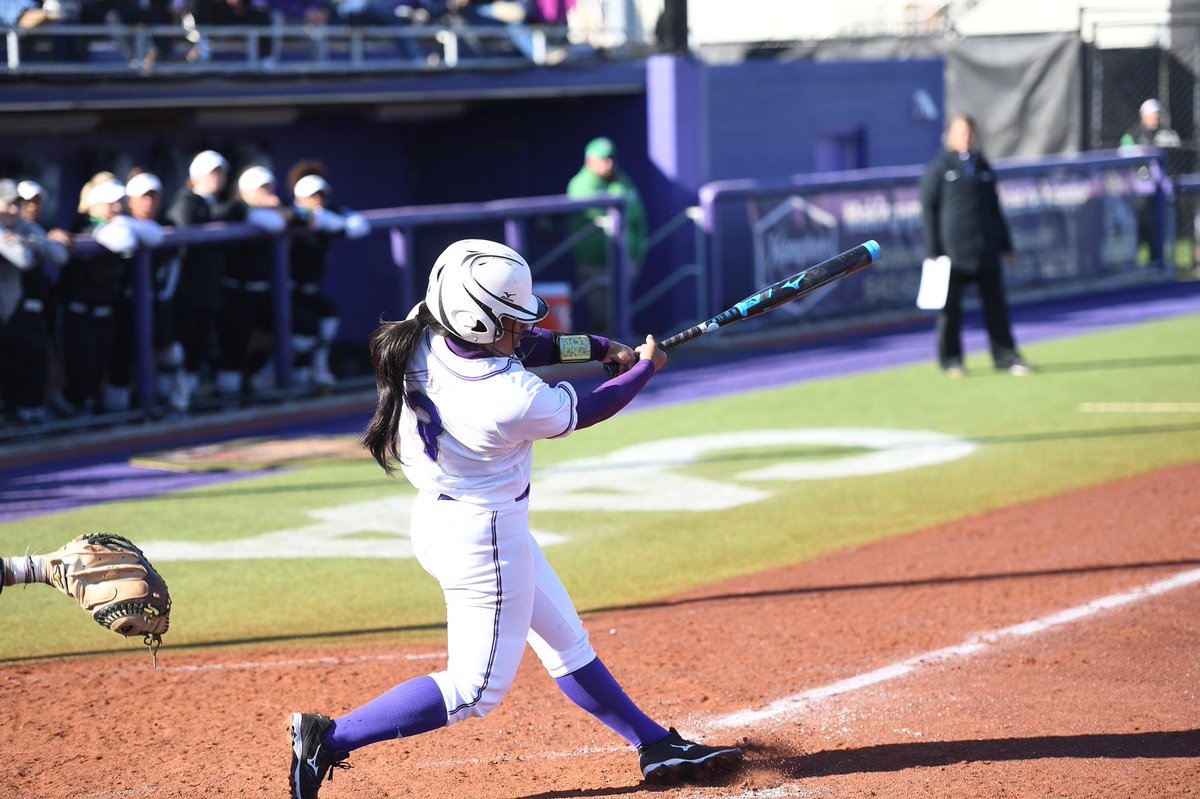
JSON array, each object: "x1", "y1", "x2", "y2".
[
  {"x1": 325, "y1": 675, "x2": 447, "y2": 752},
  {"x1": 555, "y1": 657, "x2": 668, "y2": 748}
]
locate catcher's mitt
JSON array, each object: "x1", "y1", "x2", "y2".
[{"x1": 48, "y1": 533, "x2": 171, "y2": 665}]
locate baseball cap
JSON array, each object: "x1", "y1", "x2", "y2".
[
  {"x1": 126, "y1": 172, "x2": 163, "y2": 197},
  {"x1": 584, "y1": 136, "x2": 615, "y2": 159},
  {"x1": 237, "y1": 165, "x2": 275, "y2": 193},
  {"x1": 0, "y1": 179, "x2": 18, "y2": 205},
  {"x1": 86, "y1": 180, "x2": 126, "y2": 207},
  {"x1": 293, "y1": 174, "x2": 330, "y2": 198},
  {"x1": 17, "y1": 180, "x2": 44, "y2": 200},
  {"x1": 189, "y1": 149, "x2": 228, "y2": 181},
  {"x1": 1141, "y1": 98, "x2": 1163, "y2": 115}
]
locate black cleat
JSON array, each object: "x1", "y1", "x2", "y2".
[
  {"x1": 637, "y1": 727, "x2": 743, "y2": 784},
  {"x1": 289, "y1": 713, "x2": 350, "y2": 799}
]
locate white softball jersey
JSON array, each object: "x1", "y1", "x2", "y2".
[{"x1": 398, "y1": 331, "x2": 579, "y2": 506}]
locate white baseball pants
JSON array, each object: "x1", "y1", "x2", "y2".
[{"x1": 410, "y1": 490, "x2": 596, "y2": 725}]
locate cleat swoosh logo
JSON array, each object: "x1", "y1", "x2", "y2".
[
  {"x1": 307, "y1": 745, "x2": 322, "y2": 777},
  {"x1": 670, "y1": 743, "x2": 695, "y2": 751}
]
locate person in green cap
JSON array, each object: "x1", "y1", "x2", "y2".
[{"x1": 566, "y1": 136, "x2": 647, "y2": 334}]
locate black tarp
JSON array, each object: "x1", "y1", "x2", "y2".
[{"x1": 702, "y1": 32, "x2": 1084, "y2": 159}]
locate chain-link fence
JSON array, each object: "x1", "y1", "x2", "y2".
[{"x1": 1084, "y1": 15, "x2": 1200, "y2": 268}]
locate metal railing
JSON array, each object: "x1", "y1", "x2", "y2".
[
  {"x1": 526, "y1": 204, "x2": 707, "y2": 335},
  {"x1": 632, "y1": 205, "x2": 705, "y2": 320},
  {"x1": 66, "y1": 192, "x2": 630, "y2": 421},
  {"x1": 4, "y1": 20, "x2": 574, "y2": 73}
]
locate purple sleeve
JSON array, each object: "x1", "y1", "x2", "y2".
[
  {"x1": 575, "y1": 359, "x2": 654, "y2": 430},
  {"x1": 520, "y1": 328, "x2": 558, "y2": 367},
  {"x1": 522, "y1": 329, "x2": 610, "y2": 368}
]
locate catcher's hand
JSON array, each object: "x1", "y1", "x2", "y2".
[{"x1": 47, "y1": 533, "x2": 171, "y2": 665}]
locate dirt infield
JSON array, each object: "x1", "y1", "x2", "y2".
[{"x1": 2, "y1": 462, "x2": 1198, "y2": 799}]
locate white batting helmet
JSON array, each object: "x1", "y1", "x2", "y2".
[{"x1": 426, "y1": 239, "x2": 549, "y2": 344}]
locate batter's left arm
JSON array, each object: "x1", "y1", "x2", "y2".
[
  {"x1": 575, "y1": 360, "x2": 655, "y2": 430},
  {"x1": 520, "y1": 329, "x2": 619, "y2": 368}
]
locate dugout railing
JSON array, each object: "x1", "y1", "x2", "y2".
[{"x1": 62, "y1": 193, "x2": 632, "y2": 425}]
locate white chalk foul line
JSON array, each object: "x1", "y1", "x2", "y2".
[
  {"x1": 710, "y1": 566, "x2": 1200, "y2": 730},
  {"x1": 160, "y1": 650, "x2": 445, "y2": 674}
]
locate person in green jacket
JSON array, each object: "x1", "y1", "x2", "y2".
[{"x1": 566, "y1": 136, "x2": 647, "y2": 334}]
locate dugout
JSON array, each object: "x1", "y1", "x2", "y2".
[{"x1": 0, "y1": 52, "x2": 944, "y2": 351}]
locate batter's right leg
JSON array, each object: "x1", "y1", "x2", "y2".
[
  {"x1": 418, "y1": 495, "x2": 537, "y2": 724},
  {"x1": 289, "y1": 495, "x2": 539, "y2": 798},
  {"x1": 523, "y1": 537, "x2": 668, "y2": 748},
  {"x1": 312, "y1": 495, "x2": 536, "y2": 752}
]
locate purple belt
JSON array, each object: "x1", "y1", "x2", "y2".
[{"x1": 438, "y1": 484, "x2": 530, "y2": 503}]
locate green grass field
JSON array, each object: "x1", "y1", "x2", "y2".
[{"x1": 2, "y1": 316, "x2": 1198, "y2": 661}]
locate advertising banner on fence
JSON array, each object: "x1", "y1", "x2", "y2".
[{"x1": 738, "y1": 156, "x2": 1154, "y2": 327}]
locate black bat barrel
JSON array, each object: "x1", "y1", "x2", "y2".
[
  {"x1": 606, "y1": 240, "x2": 881, "y2": 370},
  {"x1": 731, "y1": 240, "x2": 881, "y2": 321}
]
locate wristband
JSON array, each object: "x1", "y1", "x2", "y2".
[{"x1": 555, "y1": 333, "x2": 593, "y2": 363}]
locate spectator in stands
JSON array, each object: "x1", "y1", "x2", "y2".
[
  {"x1": 182, "y1": 0, "x2": 274, "y2": 62},
  {"x1": 1, "y1": 0, "x2": 61, "y2": 63},
  {"x1": 534, "y1": 0, "x2": 571, "y2": 24},
  {"x1": 1119, "y1": 98, "x2": 1184, "y2": 266},
  {"x1": 920, "y1": 114, "x2": 1029, "y2": 378},
  {"x1": 1, "y1": 180, "x2": 71, "y2": 426},
  {"x1": 425, "y1": 0, "x2": 561, "y2": 62},
  {"x1": 216, "y1": 164, "x2": 293, "y2": 398},
  {"x1": 106, "y1": 169, "x2": 192, "y2": 415},
  {"x1": 301, "y1": 1, "x2": 427, "y2": 60},
  {"x1": 167, "y1": 149, "x2": 231, "y2": 404},
  {"x1": 284, "y1": 160, "x2": 371, "y2": 391},
  {"x1": 0, "y1": 0, "x2": 49, "y2": 28},
  {"x1": 565, "y1": 135, "x2": 646, "y2": 334},
  {"x1": 110, "y1": 0, "x2": 178, "y2": 71},
  {"x1": 5, "y1": 0, "x2": 107, "y2": 62}
]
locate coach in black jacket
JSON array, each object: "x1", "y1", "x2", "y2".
[{"x1": 920, "y1": 114, "x2": 1029, "y2": 377}]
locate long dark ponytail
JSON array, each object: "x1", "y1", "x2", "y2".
[{"x1": 360, "y1": 303, "x2": 440, "y2": 475}]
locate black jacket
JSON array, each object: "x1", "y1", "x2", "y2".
[
  {"x1": 59, "y1": 219, "x2": 126, "y2": 309},
  {"x1": 920, "y1": 148, "x2": 1012, "y2": 274},
  {"x1": 167, "y1": 189, "x2": 226, "y2": 311}
]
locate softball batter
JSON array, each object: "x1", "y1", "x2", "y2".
[{"x1": 289, "y1": 239, "x2": 743, "y2": 799}]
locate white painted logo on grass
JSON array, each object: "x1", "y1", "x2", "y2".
[
  {"x1": 142, "y1": 428, "x2": 974, "y2": 561},
  {"x1": 141, "y1": 495, "x2": 566, "y2": 561},
  {"x1": 531, "y1": 428, "x2": 975, "y2": 510}
]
